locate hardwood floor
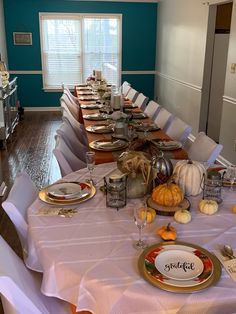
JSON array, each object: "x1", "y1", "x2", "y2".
[{"x1": 0, "y1": 111, "x2": 62, "y2": 313}]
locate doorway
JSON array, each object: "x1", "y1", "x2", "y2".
[{"x1": 199, "y1": 1, "x2": 233, "y2": 143}]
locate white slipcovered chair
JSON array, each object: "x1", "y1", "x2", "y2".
[
  {"x1": 61, "y1": 105, "x2": 88, "y2": 146},
  {"x1": 1, "y1": 172, "x2": 38, "y2": 262},
  {"x1": 60, "y1": 96, "x2": 79, "y2": 121},
  {"x1": 62, "y1": 84, "x2": 80, "y2": 105},
  {"x1": 165, "y1": 116, "x2": 192, "y2": 145},
  {"x1": 56, "y1": 121, "x2": 89, "y2": 161},
  {"x1": 126, "y1": 87, "x2": 139, "y2": 102},
  {"x1": 120, "y1": 81, "x2": 131, "y2": 96},
  {"x1": 53, "y1": 134, "x2": 86, "y2": 177},
  {"x1": 153, "y1": 107, "x2": 174, "y2": 132},
  {"x1": 144, "y1": 100, "x2": 162, "y2": 119},
  {"x1": 0, "y1": 235, "x2": 70, "y2": 314},
  {"x1": 187, "y1": 132, "x2": 223, "y2": 164},
  {"x1": 134, "y1": 93, "x2": 149, "y2": 110}
]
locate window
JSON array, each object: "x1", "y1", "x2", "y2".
[{"x1": 39, "y1": 13, "x2": 121, "y2": 90}]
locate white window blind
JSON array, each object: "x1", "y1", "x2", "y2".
[{"x1": 39, "y1": 13, "x2": 121, "y2": 90}]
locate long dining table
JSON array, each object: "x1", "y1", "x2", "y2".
[
  {"x1": 26, "y1": 161, "x2": 236, "y2": 314},
  {"x1": 74, "y1": 85, "x2": 188, "y2": 164}
]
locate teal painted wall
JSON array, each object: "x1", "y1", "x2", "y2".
[{"x1": 4, "y1": 0, "x2": 157, "y2": 107}]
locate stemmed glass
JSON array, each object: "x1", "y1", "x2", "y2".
[
  {"x1": 142, "y1": 123, "x2": 150, "y2": 139},
  {"x1": 127, "y1": 127, "x2": 135, "y2": 151},
  {"x1": 226, "y1": 165, "x2": 236, "y2": 191},
  {"x1": 133, "y1": 203, "x2": 148, "y2": 250},
  {"x1": 86, "y1": 151, "x2": 95, "y2": 185},
  {"x1": 133, "y1": 182, "x2": 148, "y2": 250}
]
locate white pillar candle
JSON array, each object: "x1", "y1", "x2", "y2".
[
  {"x1": 95, "y1": 70, "x2": 102, "y2": 81},
  {"x1": 112, "y1": 94, "x2": 121, "y2": 110}
]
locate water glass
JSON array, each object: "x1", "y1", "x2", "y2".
[{"x1": 86, "y1": 151, "x2": 95, "y2": 184}]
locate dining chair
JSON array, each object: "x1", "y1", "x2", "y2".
[
  {"x1": 1, "y1": 172, "x2": 38, "y2": 262},
  {"x1": 56, "y1": 121, "x2": 89, "y2": 161},
  {"x1": 144, "y1": 100, "x2": 162, "y2": 119},
  {"x1": 134, "y1": 93, "x2": 149, "y2": 110},
  {"x1": 153, "y1": 107, "x2": 174, "y2": 132},
  {"x1": 60, "y1": 95, "x2": 79, "y2": 121},
  {"x1": 62, "y1": 84, "x2": 80, "y2": 105},
  {"x1": 126, "y1": 87, "x2": 139, "y2": 102},
  {"x1": 0, "y1": 235, "x2": 70, "y2": 314},
  {"x1": 61, "y1": 107, "x2": 88, "y2": 146},
  {"x1": 53, "y1": 134, "x2": 87, "y2": 177},
  {"x1": 165, "y1": 116, "x2": 192, "y2": 145},
  {"x1": 120, "y1": 81, "x2": 131, "y2": 97},
  {"x1": 187, "y1": 132, "x2": 223, "y2": 164}
]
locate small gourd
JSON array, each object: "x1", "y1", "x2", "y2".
[
  {"x1": 174, "y1": 209, "x2": 191, "y2": 224},
  {"x1": 157, "y1": 223, "x2": 177, "y2": 240},
  {"x1": 232, "y1": 205, "x2": 236, "y2": 214},
  {"x1": 138, "y1": 207, "x2": 156, "y2": 223},
  {"x1": 199, "y1": 199, "x2": 218, "y2": 215},
  {"x1": 173, "y1": 160, "x2": 206, "y2": 196},
  {"x1": 152, "y1": 182, "x2": 184, "y2": 207}
]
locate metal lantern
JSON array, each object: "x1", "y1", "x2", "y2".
[{"x1": 203, "y1": 170, "x2": 223, "y2": 204}]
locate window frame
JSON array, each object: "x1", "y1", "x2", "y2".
[{"x1": 39, "y1": 12, "x2": 122, "y2": 91}]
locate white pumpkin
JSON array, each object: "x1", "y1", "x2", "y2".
[
  {"x1": 199, "y1": 199, "x2": 218, "y2": 215},
  {"x1": 173, "y1": 160, "x2": 206, "y2": 196},
  {"x1": 174, "y1": 209, "x2": 191, "y2": 224}
]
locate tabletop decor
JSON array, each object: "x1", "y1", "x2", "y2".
[
  {"x1": 156, "y1": 223, "x2": 177, "y2": 241},
  {"x1": 174, "y1": 209, "x2": 192, "y2": 223},
  {"x1": 117, "y1": 151, "x2": 152, "y2": 198},
  {"x1": 203, "y1": 170, "x2": 223, "y2": 203},
  {"x1": 138, "y1": 241, "x2": 221, "y2": 293},
  {"x1": 198, "y1": 199, "x2": 218, "y2": 215},
  {"x1": 104, "y1": 172, "x2": 127, "y2": 209},
  {"x1": 151, "y1": 152, "x2": 173, "y2": 185},
  {"x1": 173, "y1": 160, "x2": 206, "y2": 196}
]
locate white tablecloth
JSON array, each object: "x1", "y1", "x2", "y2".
[{"x1": 27, "y1": 162, "x2": 236, "y2": 314}]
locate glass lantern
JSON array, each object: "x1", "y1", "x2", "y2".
[{"x1": 203, "y1": 170, "x2": 223, "y2": 204}]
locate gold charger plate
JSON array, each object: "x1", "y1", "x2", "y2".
[
  {"x1": 147, "y1": 197, "x2": 190, "y2": 216},
  {"x1": 39, "y1": 182, "x2": 96, "y2": 205},
  {"x1": 138, "y1": 241, "x2": 221, "y2": 293},
  {"x1": 89, "y1": 139, "x2": 128, "y2": 151}
]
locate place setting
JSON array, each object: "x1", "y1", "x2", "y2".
[
  {"x1": 80, "y1": 103, "x2": 103, "y2": 109},
  {"x1": 138, "y1": 240, "x2": 222, "y2": 293},
  {"x1": 83, "y1": 112, "x2": 108, "y2": 121},
  {"x1": 89, "y1": 139, "x2": 128, "y2": 151},
  {"x1": 38, "y1": 181, "x2": 96, "y2": 205},
  {"x1": 151, "y1": 139, "x2": 182, "y2": 151},
  {"x1": 86, "y1": 123, "x2": 115, "y2": 134}
]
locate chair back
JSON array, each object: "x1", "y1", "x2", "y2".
[
  {"x1": 134, "y1": 93, "x2": 149, "y2": 110},
  {"x1": 53, "y1": 134, "x2": 86, "y2": 177},
  {"x1": 0, "y1": 236, "x2": 69, "y2": 314},
  {"x1": 61, "y1": 104, "x2": 88, "y2": 145},
  {"x1": 60, "y1": 96, "x2": 79, "y2": 120},
  {"x1": 188, "y1": 132, "x2": 223, "y2": 164},
  {"x1": 56, "y1": 121, "x2": 89, "y2": 161},
  {"x1": 120, "y1": 81, "x2": 131, "y2": 96},
  {"x1": 165, "y1": 116, "x2": 192, "y2": 145},
  {"x1": 126, "y1": 88, "x2": 139, "y2": 102},
  {"x1": 62, "y1": 84, "x2": 80, "y2": 105},
  {"x1": 2, "y1": 173, "x2": 38, "y2": 258},
  {"x1": 144, "y1": 100, "x2": 161, "y2": 119},
  {"x1": 154, "y1": 107, "x2": 174, "y2": 132}
]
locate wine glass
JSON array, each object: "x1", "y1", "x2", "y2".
[
  {"x1": 86, "y1": 151, "x2": 95, "y2": 185},
  {"x1": 226, "y1": 165, "x2": 236, "y2": 191},
  {"x1": 142, "y1": 123, "x2": 150, "y2": 139},
  {"x1": 133, "y1": 204, "x2": 148, "y2": 250},
  {"x1": 127, "y1": 127, "x2": 135, "y2": 151}
]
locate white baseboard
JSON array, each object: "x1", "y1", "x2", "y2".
[{"x1": 24, "y1": 107, "x2": 61, "y2": 112}]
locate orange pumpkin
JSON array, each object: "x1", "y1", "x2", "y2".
[
  {"x1": 152, "y1": 182, "x2": 184, "y2": 207},
  {"x1": 157, "y1": 223, "x2": 177, "y2": 241}
]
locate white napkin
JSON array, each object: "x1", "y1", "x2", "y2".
[
  {"x1": 214, "y1": 250, "x2": 236, "y2": 281},
  {"x1": 96, "y1": 140, "x2": 121, "y2": 148}
]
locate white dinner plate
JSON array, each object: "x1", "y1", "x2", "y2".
[
  {"x1": 155, "y1": 249, "x2": 204, "y2": 281},
  {"x1": 47, "y1": 182, "x2": 90, "y2": 200}
]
